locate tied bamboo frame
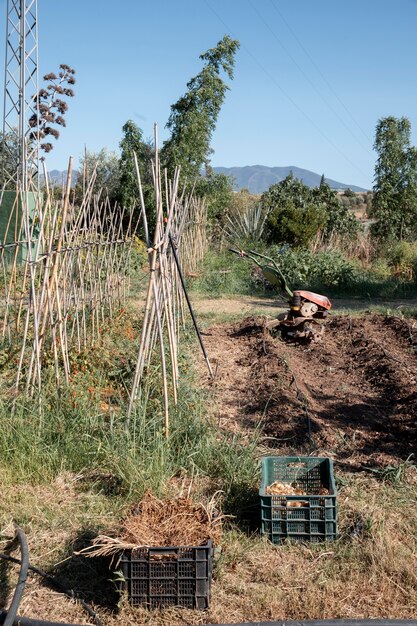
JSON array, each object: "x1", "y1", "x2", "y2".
[
  {"x1": 127, "y1": 125, "x2": 212, "y2": 435},
  {"x1": 0, "y1": 126, "x2": 211, "y2": 437},
  {"x1": 0, "y1": 157, "x2": 137, "y2": 398}
]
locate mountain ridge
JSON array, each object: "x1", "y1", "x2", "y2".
[
  {"x1": 44, "y1": 166, "x2": 368, "y2": 194},
  {"x1": 212, "y1": 165, "x2": 368, "y2": 194}
]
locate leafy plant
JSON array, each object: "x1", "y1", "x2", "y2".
[
  {"x1": 162, "y1": 35, "x2": 240, "y2": 182},
  {"x1": 371, "y1": 116, "x2": 417, "y2": 242},
  {"x1": 384, "y1": 240, "x2": 417, "y2": 280},
  {"x1": 118, "y1": 120, "x2": 153, "y2": 209},
  {"x1": 262, "y1": 174, "x2": 327, "y2": 247},
  {"x1": 370, "y1": 455, "x2": 416, "y2": 485},
  {"x1": 195, "y1": 172, "x2": 234, "y2": 223},
  {"x1": 314, "y1": 179, "x2": 361, "y2": 240},
  {"x1": 75, "y1": 148, "x2": 121, "y2": 204},
  {"x1": 223, "y1": 202, "x2": 269, "y2": 243}
]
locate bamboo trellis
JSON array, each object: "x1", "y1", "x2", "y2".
[
  {"x1": 0, "y1": 157, "x2": 137, "y2": 396},
  {"x1": 127, "y1": 127, "x2": 212, "y2": 435},
  {"x1": 0, "y1": 128, "x2": 210, "y2": 435}
]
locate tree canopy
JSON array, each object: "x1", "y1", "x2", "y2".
[
  {"x1": 371, "y1": 116, "x2": 417, "y2": 241},
  {"x1": 161, "y1": 35, "x2": 240, "y2": 181},
  {"x1": 262, "y1": 174, "x2": 327, "y2": 247},
  {"x1": 118, "y1": 120, "x2": 154, "y2": 211},
  {"x1": 76, "y1": 148, "x2": 120, "y2": 203},
  {"x1": 261, "y1": 174, "x2": 360, "y2": 247}
]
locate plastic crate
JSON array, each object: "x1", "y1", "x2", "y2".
[
  {"x1": 260, "y1": 456, "x2": 337, "y2": 543},
  {"x1": 118, "y1": 541, "x2": 213, "y2": 609}
]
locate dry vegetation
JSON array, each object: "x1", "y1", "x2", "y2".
[
  {"x1": 1, "y1": 305, "x2": 417, "y2": 625},
  {"x1": 1, "y1": 463, "x2": 416, "y2": 624},
  {"x1": 84, "y1": 491, "x2": 222, "y2": 556}
]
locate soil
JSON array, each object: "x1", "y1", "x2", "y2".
[
  {"x1": 200, "y1": 313, "x2": 417, "y2": 470},
  {"x1": 191, "y1": 294, "x2": 417, "y2": 316}
]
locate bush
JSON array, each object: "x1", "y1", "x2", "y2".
[
  {"x1": 266, "y1": 198, "x2": 327, "y2": 247},
  {"x1": 384, "y1": 240, "x2": 417, "y2": 280},
  {"x1": 191, "y1": 243, "x2": 417, "y2": 300},
  {"x1": 262, "y1": 175, "x2": 327, "y2": 247},
  {"x1": 270, "y1": 247, "x2": 360, "y2": 292},
  {"x1": 262, "y1": 175, "x2": 360, "y2": 247}
]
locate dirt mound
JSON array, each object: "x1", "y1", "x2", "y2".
[{"x1": 201, "y1": 314, "x2": 417, "y2": 469}]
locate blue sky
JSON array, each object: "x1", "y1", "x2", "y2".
[{"x1": 3, "y1": 0, "x2": 417, "y2": 189}]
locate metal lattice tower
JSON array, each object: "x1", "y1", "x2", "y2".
[{"x1": 2, "y1": 0, "x2": 39, "y2": 192}]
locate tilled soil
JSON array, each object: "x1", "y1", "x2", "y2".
[{"x1": 201, "y1": 314, "x2": 417, "y2": 469}]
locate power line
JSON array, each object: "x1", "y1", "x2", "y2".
[
  {"x1": 249, "y1": 0, "x2": 373, "y2": 157},
  {"x1": 203, "y1": 0, "x2": 371, "y2": 182},
  {"x1": 269, "y1": 0, "x2": 373, "y2": 144}
]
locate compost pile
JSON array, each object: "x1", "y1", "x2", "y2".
[{"x1": 85, "y1": 492, "x2": 221, "y2": 556}]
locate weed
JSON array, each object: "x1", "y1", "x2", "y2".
[{"x1": 370, "y1": 455, "x2": 416, "y2": 485}]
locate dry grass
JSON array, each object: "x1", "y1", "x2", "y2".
[
  {"x1": 83, "y1": 491, "x2": 222, "y2": 557},
  {"x1": 1, "y1": 468, "x2": 417, "y2": 625},
  {"x1": 1, "y1": 303, "x2": 417, "y2": 624}
]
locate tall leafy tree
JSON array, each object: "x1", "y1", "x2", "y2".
[
  {"x1": 74, "y1": 148, "x2": 120, "y2": 204},
  {"x1": 313, "y1": 177, "x2": 360, "y2": 239},
  {"x1": 371, "y1": 116, "x2": 417, "y2": 241},
  {"x1": 162, "y1": 35, "x2": 240, "y2": 181},
  {"x1": 118, "y1": 120, "x2": 153, "y2": 211}
]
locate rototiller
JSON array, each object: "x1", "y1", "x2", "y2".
[{"x1": 229, "y1": 248, "x2": 332, "y2": 342}]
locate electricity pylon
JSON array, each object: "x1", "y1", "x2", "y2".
[{"x1": 2, "y1": 0, "x2": 39, "y2": 192}]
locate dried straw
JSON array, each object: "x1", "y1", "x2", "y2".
[{"x1": 82, "y1": 491, "x2": 222, "y2": 557}]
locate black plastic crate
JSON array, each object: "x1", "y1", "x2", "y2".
[
  {"x1": 118, "y1": 541, "x2": 213, "y2": 609},
  {"x1": 260, "y1": 456, "x2": 337, "y2": 544}
]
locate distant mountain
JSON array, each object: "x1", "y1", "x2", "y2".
[
  {"x1": 212, "y1": 165, "x2": 367, "y2": 194},
  {"x1": 43, "y1": 165, "x2": 368, "y2": 194},
  {"x1": 43, "y1": 169, "x2": 80, "y2": 187}
]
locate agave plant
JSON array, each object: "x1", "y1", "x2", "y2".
[
  {"x1": 29, "y1": 64, "x2": 76, "y2": 153},
  {"x1": 223, "y1": 203, "x2": 270, "y2": 243}
]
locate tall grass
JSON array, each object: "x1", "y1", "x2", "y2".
[
  {"x1": 189, "y1": 249, "x2": 267, "y2": 297},
  {"x1": 0, "y1": 350, "x2": 259, "y2": 507}
]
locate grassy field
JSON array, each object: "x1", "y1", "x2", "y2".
[{"x1": 1, "y1": 292, "x2": 417, "y2": 625}]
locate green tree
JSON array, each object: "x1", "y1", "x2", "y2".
[
  {"x1": 194, "y1": 172, "x2": 233, "y2": 222},
  {"x1": 313, "y1": 178, "x2": 360, "y2": 239},
  {"x1": 262, "y1": 174, "x2": 327, "y2": 247},
  {"x1": 75, "y1": 148, "x2": 120, "y2": 204},
  {"x1": 162, "y1": 35, "x2": 240, "y2": 181},
  {"x1": 371, "y1": 116, "x2": 417, "y2": 241},
  {"x1": 118, "y1": 120, "x2": 154, "y2": 216}
]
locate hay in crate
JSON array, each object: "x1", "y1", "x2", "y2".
[{"x1": 84, "y1": 491, "x2": 222, "y2": 557}]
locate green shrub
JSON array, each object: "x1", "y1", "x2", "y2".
[
  {"x1": 262, "y1": 175, "x2": 327, "y2": 247},
  {"x1": 384, "y1": 240, "x2": 417, "y2": 280},
  {"x1": 190, "y1": 249, "x2": 265, "y2": 296},
  {"x1": 270, "y1": 247, "x2": 360, "y2": 292},
  {"x1": 192, "y1": 243, "x2": 417, "y2": 299}
]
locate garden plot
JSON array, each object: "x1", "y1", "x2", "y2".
[{"x1": 201, "y1": 313, "x2": 417, "y2": 469}]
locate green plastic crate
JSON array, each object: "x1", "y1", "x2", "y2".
[{"x1": 260, "y1": 456, "x2": 337, "y2": 543}]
